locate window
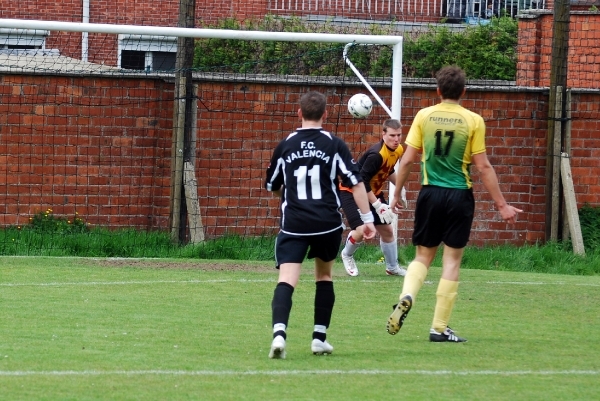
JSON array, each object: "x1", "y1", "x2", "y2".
[
  {"x1": 121, "y1": 50, "x2": 146, "y2": 70},
  {"x1": 0, "y1": 28, "x2": 49, "y2": 51},
  {"x1": 152, "y1": 51, "x2": 176, "y2": 71},
  {"x1": 118, "y1": 34, "x2": 177, "y2": 72}
]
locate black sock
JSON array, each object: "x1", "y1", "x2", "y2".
[
  {"x1": 313, "y1": 281, "x2": 335, "y2": 341},
  {"x1": 272, "y1": 282, "x2": 294, "y2": 339}
]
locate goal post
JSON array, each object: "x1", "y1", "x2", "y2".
[
  {"x1": 343, "y1": 42, "x2": 402, "y2": 119},
  {"x1": 342, "y1": 41, "x2": 404, "y2": 240},
  {"x1": 0, "y1": 17, "x2": 404, "y2": 253}
]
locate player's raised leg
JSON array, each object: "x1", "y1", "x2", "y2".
[
  {"x1": 387, "y1": 246, "x2": 435, "y2": 335},
  {"x1": 339, "y1": 191, "x2": 366, "y2": 277},
  {"x1": 340, "y1": 231, "x2": 361, "y2": 276}
]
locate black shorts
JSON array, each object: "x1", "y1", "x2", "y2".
[
  {"x1": 274, "y1": 228, "x2": 343, "y2": 268},
  {"x1": 413, "y1": 185, "x2": 475, "y2": 249},
  {"x1": 340, "y1": 190, "x2": 388, "y2": 230}
]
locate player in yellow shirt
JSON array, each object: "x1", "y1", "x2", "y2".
[{"x1": 387, "y1": 66, "x2": 522, "y2": 342}]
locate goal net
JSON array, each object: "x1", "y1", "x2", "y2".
[{"x1": 0, "y1": 18, "x2": 403, "y2": 258}]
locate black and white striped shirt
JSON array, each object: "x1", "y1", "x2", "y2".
[{"x1": 265, "y1": 127, "x2": 362, "y2": 235}]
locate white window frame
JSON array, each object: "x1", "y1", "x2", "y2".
[
  {"x1": 118, "y1": 34, "x2": 177, "y2": 71},
  {"x1": 0, "y1": 28, "x2": 49, "y2": 49}
]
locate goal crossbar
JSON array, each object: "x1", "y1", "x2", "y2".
[{"x1": 0, "y1": 19, "x2": 402, "y2": 45}]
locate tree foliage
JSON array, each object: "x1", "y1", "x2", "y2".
[{"x1": 403, "y1": 17, "x2": 517, "y2": 79}]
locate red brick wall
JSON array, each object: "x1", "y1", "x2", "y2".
[
  {"x1": 517, "y1": 12, "x2": 600, "y2": 89},
  {"x1": 569, "y1": 92, "x2": 600, "y2": 206},
  {"x1": 0, "y1": 0, "x2": 292, "y2": 25},
  {"x1": 1, "y1": 73, "x2": 599, "y2": 245},
  {"x1": 0, "y1": 74, "x2": 173, "y2": 230},
  {"x1": 1, "y1": 0, "x2": 443, "y2": 25}
]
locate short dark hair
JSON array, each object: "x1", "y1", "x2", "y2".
[
  {"x1": 300, "y1": 91, "x2": 326, "y2": 121},
  {"x1": 382, "y1": 119, "x2": 401, "y2": 132},
  {"x1": 436, "y1": 66, "x2": 466, "y2": 100}
]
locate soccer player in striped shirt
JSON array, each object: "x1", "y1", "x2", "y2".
[
  {"x1": 265, "y1": 91, "x2": 376, "y2": 358},
  {"x1": 387, "y1": 66, "x2": 522, "y2": 342}
]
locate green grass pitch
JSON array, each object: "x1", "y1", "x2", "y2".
[{"x1": 0, "y1": 256, "x2": 598, "y2": 400}]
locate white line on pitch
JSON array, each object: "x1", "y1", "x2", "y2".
[
  {"x1": 0, "y1": 279, "x2": 598, "y2": 287},
  {"x1": 0, "y1": 369, "x2": 598, "y2": 377},
  {"x1": 0, "y1": 279, "x2": 275, "y2": 287},
  {"x1": 478, "y1": 281, "x2": 600, "y2": 286}
]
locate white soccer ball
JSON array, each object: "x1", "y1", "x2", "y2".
[{"x1": 348, "y1": 93, "x2": 373, "y2": 119}]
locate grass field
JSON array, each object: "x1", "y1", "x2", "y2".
[{"x1": 1, "y1": 256, "x2": 599, "y2": 400}]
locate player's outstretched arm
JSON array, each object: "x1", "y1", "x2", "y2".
[
  {"x1": 386, "y1": 173, "x2": 407, "y2": 210},
  {"x1": 472, "y1": 153, "x2": 523, "y2": 224},
  {"x1": 391, "y1": 146, "x2": 418, "y2": 210}
]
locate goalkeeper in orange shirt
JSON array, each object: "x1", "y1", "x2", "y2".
[{"x1": 339, "y1": 118, "x2": 408, "y2": 277}]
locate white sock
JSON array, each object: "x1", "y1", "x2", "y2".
[
  {"x1": 273, "y1": 323, "x2": 286, "y2": 334},
  {"x1": 380, "y1": 240, "x2": 398, "y2": 270},
  {"x1": 342, "y1": 233, "x2": 362, "y2": 257}
]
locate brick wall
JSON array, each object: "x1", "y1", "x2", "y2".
[
  {"x1": 517, "y1": 11, "x2": 600, "y2": 89},
  {"x1": 0, "y1": 0, "x2": 445, "y2": 27},
  {"x1": 1, "y1": 73, "x2": 599, "y2": 246},
  {"x1": 0, "y1": 74, "x2": 173, "y2": 230},
  {"x1": 0, "y1": 0, "x2": 279, "y2": 26}
]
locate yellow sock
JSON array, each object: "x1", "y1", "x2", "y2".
[
  {"x1": 399, "y1": 261, "x2": 428, "y2": 302},
  {"x1": 431, "y1": 278, "x2": 459, "y2": 333}
]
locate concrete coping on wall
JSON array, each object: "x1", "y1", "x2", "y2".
[
  {"x1": 518, "y1": 9, "x2": 600, "y2": 18},
  {"x1": 184, "y1": 73, "x2": 599, "y2": 94},
  {"x1": 2, "y1": 53, "x2": 598, "y2": 94},
  {"x1": 184, "y1": 72, "x2": 554, "y2": 94},
  {"x1": 0, "y1": 52, "x2": 120, "y2": 74}
]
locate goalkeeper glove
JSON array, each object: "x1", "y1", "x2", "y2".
[{"x1": 371, "y1": 200, "x2": 394, "y2": 224}]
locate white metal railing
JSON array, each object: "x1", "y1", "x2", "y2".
[
  {"x1": 267, "y1": 0, "x2": 546, "y2": 21},
  {"x1": 449, "y1": 0, "x2": 546, "y2": 20}
]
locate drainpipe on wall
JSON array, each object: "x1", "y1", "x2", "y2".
[{"x1": 82, "y1": 0, "x2": 89, "y2": 62}]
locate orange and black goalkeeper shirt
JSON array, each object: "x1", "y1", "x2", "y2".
[{"x1": 340, "y1": 140, "x2": 404, "y2": 196}]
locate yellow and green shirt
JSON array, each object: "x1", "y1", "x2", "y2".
[{"x1": 406, "y1": 101, "x2": 486, "y2": 189}]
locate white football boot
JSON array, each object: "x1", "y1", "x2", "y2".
[
  {"x1": 311, "y1": 339, "x2": 334, "y2": 355},
  {"x1": 341, "y1": 252, "x2": 359, "y2": 276},
  {"x1": 268, "y1": 335, "x2": 286, "y2": 359}
]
